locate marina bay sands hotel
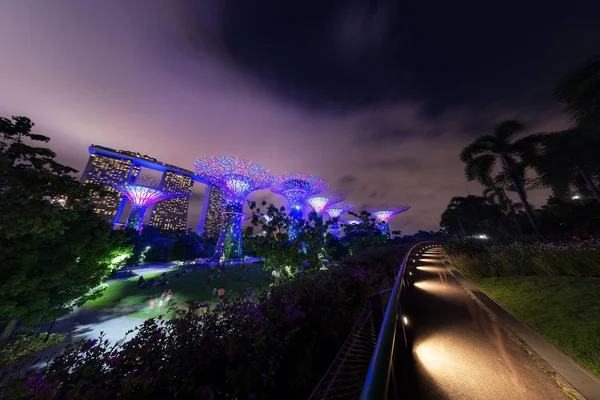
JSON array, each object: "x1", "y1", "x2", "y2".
[{"x1": 81, "y1": 145, "x2": 225, "y2": 239}]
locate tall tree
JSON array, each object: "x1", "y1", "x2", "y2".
[
  {"x1": 534, "y1": 128, "x2": 600, "y2": 204},
  {"x1": 0, "y1": 116, "x2": 132, "y2": 339},
  {"x1": 440, "y1": 195, "x2": 501, "y2": 238},
  {"x1": 460, "y1": 120, "x2": 544, "y2": 238},
  {"x1": 555, "y1": 55, "x2": 600, "y2": 127},
  {"x1": 483, "y1": 186, "x2": 524, "y2": 238}
]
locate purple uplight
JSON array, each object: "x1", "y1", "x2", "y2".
[
  {"x1": 326, "y1": 202, "x2": 355, "y2": 218},
  {"x1": 194, "y1": 157, "x2": 273, "y2": 203},
  {"x1": 270, "y1": 173, "x2": 328, "y2": 207},
  {"x1": 371, "y1": 205, "x2": 411, "y2": 223},
  {"x1": 307, "y1": 189, "x2": 347, "y2": 214},
  {"x1": 114, "y1": 175, "x2": 187, "y2": 232}
]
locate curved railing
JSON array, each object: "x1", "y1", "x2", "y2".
[{"x1": 359, "y1": 241, "x2": 441, "y2": 400}]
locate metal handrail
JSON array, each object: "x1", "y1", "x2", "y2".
[{"x1": 359, "y1": 241, "x2": 438, "y2": 399}]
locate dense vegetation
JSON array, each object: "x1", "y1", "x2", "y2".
[
  {"x1": 442, "y1": 55, "x2": 600, "y2": 241},
  {"x1": 2, "y1": 245, "x2": 407, "y2": 399},
  {"x1": 0, "y1": 116, "x2": 132, "y2": 341}
]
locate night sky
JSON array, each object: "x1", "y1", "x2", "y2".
[{"x1": 1, "y1": 1, "x2": 599, "y2": 233}]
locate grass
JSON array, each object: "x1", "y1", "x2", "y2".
[
  {"x1": 85, "y1": 263, "x2": 270, "y2": 318},
  {"x1": 476, "y1": 276, "x2": 600, "y2": 378}
]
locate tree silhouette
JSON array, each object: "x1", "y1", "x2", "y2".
[{"x1": 460, "y1": 120, "x2": 544, "y2": 238}]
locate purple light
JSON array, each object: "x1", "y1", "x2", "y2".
[
  {"x1": 344, "y1": 219, "x2": 361, "y2": 225},
  {"x1": 270, "y1": 173, "x2": 328, "y2": 207},
  {"x1": 194, "y1": 157, "x2": 273, "y2": 203},
  {"x1": 371, "y1": 205, "x2": 411, "y2": 223},
  {"x1": 114, "y1": 175, "x2": 187, "y2": 232},
  {"x1": 307, "y1": 189, "x2": 346, "y2": 214},
  {"x1": 326, "y1": 202, "x2": 355, "y2": 218},
  {"x1": 194, "y1": 157, "x2": 273, "y2": 261}
]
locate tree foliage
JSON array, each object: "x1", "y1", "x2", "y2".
[{"x1": 0, "y1": 116, "x2": 132, "y2": 327}]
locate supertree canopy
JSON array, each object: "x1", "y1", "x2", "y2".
[
  {"x1": 326, "y1": 202, "x2": 355, "y2": 238},
  {"x1": 307, "y1": 189, "x2": 347, "y2": 214},
  {"x1": 115, "y1": 175, "x2": 187, "y2": 233},
  {"x1": 271, "y1": 173, "x2": 328, "y2": 219},
  {"x1": 372, "y1": 205, "x2": 411, "y2": 236},
  {"x1": 194, "y1": 156, "x2": 273, "y2": 262}
]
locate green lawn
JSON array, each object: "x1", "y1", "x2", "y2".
[
  {"x1": 476, "y1": 276, "x2": 600, "y2": 378},
  {"x1": 85, "y1": 264, "x2": 270, "y2": 318}
]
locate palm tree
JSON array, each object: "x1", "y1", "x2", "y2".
[
  {"x1": 534, "y1": 128, "x2": 600, "y2": 205},
  {"x1": 460, "y1": 120, "x2": 543, "y2": 238},
  {"x1": 555, "y1": 55, "x2": 600, "y2": 127},
  {"x1": 483, "y1": 184, "x2": 524, "y2": 238}
]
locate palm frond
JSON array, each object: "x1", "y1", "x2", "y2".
[
  {"x1": 494, "y1": 120, "x2": 525, "y2": 141},
  {"x1": 464, "y1": 154, "x2": 496, "y2": 185},
  {"x1": 459, "y1": 134, "x2": 496, "y2": 162},
  {"x1": 554, "y1": 54, "x2": 600, "y2": 123}
]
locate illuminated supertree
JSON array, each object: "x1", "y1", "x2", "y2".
[
  {"x1": 271, "y1": 173, "x2": 328, "y2": 238},
  {"x1": 114, "y1": 175, "x2": 187, "y2": 233},
  {"x1": 371, "y1": 205, "x2": 411, "y2": 237},
  {"x1": 194, "y1": 156, "x2": 273, "y2": 262},
  {"x1": 326, "y1": 202, "x2": 355, "y2": 238},
  {"x1": 307, "y1": 189, "x2": 347, "y2": 214}
]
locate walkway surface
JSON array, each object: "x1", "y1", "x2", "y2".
[
  {"x1": 400, "y1": 247, "x2": 569, "y2": 400},
  {"x1": 31, "y1": 308, "x2": 143, "y2": 369}
]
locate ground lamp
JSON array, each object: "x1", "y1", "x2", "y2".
[
  {"x1": 326, "y1": 202, "x2": 355, "y2": 238},
  {"x1": 271, "y1": 173, "x2": 328, "y2": 238},
  {"x1": 372, "y1": 205, "x2": 411, "y2": 237},
  {"x1": 194, "y1": 156, "x2": 273, "y2": 262},
  {"x1": 114, "y1": 175, "x2": 188, "y2": 233}
]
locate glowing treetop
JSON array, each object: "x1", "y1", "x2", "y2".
[
  {"x1": 115, "y1": 175, "x2": 187, "y2": 232},
  {"x1": 307, "y1": 189, "x2": 347, "y2": 214},
  {"x1": 194, "y1": 156, "x2": 273, "y2": 262},
  {"x1": 326, "y1": 202, "x2": 355, "y2": 218},
  {"x1": 371, "y1": 205, "x2": 411, "y2": 223},
  {"x1": 194, "y1": 157, "x2": 273, "y2": 204},
  {"x1": 271, "y1": 173, "x2": 328, "y2": 217}
]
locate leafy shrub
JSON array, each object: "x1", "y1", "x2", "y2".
[
  {"x1": 0, "y1": 328, "x2": 64, "y2": 368},
  {"x1": 2, "y1": 246, "x2": 408, "y2": 400},
  {"x1": 446, "y1": 238, "x2": 600, "y2": 278}
]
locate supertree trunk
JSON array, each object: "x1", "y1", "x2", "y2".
[
  {"x1": 214, "y1": 202, "x2": 244, "y2": 262},
  {"x1": 288, "y1": 202, "x2": 303, "y2": 240},
  {"x1": 127, "y1": 205, "x2": 148, "y2": 233}
]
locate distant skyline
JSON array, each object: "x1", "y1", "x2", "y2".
[{"x1": 1, "y1": 1, "x2": 599, "y2": 234}]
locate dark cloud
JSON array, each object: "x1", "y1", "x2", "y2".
[
  {"x1": 179, "y1": 0, "x2": 600, "y2": 115},
  {"x1": 0, "y1": 1, "x2": 596, "y2": 235}
]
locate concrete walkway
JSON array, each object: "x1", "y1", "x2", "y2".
[
  {"x1": 31, "y1": 307, "x2": 143, "y2": 368},
  {"x1": 441, "y1": 253, "x2": 600, "y2": 400},
  {"x1": 401, "y1": 247, "x2": 570, "y2": 399}
]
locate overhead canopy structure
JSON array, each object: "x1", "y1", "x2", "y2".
[
  {"x1": 114, "y1": 175, "x2": 188, "y2": 233},
  {"x1": 326, "y1": 202, "x2": 355, "y2": 238},
  {"x1": 307, "y1": 189, "x2": 347, "y2": 214},
  {"x1": 371, "y1": 205, "x2": 411, "y2": 236},
  {"x1": 194, "y1": 156, "x2": 273, "y2": 262}
]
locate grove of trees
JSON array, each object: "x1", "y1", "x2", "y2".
[
  {"x1": 442, "y1": 55, "x2": 600, "y2": 240},
  {"x1": 0, "y1": 116, "x2": 132, "y2": 339}
]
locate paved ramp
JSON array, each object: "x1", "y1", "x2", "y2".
[{"x1": 399, "y1": 247, "x2": 568, "y2": 400}]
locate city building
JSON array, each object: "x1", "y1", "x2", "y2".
[
  {"x1": 82, "y1": 145, "x2": 210, "y2": 231},
  {"x1": 81, "y1": 149, "x2": 140, "y2": 223},
  {"x1": 198, "y1": 184, "x2": 226, "y2": 241},
  {"x1": 149, "y1": 171, "x2": 194, "y2": 231}
]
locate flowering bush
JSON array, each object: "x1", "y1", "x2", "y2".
[
  {"x1": 1, "y1": 246, "x2": 407, "y2": 400},
  {"x1": 445, "y1": 238, "x2": 600, "y2": 278},
  {"x1": 0, "y1": 329, "x2": 64, "y2": 369}
]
